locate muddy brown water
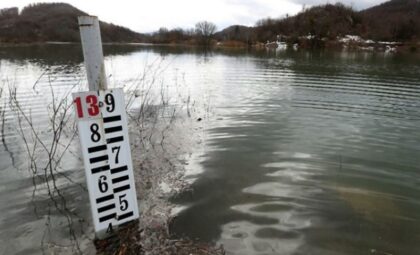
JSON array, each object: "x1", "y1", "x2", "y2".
[{"x1": 1, "y1": 45, "x2": 420, "y2": 254}]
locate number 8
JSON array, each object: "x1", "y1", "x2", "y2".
[{"x1": 90, "y1": 123, "x2": 101, "y2": 142}]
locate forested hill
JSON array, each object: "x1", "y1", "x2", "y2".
[
  {"x1": 247, "y1": 0, "x2": 420, "y2": 43},
  {"x1": 249, "y1": 3, "x2": 363, "y2": 43},
  {"x1": 0, "y1": 3, "x2": 144, "y2": 43},
  {"x1": 361, "y1": 0, "x2": 420, "y2": 40},
  {"x1": 217, "y1": 0, "x2": 420, "y2": 43}
]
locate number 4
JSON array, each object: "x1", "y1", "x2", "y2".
[
  {"x1": 106, "y1": 223, "x2": 113, "y2": 233},
  {"x1": 112, "y1": 146, "x2": 120, "y2": 164}
]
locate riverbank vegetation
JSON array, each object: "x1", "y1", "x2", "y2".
[
  {"x1": 1, "y1": 57, "x2": 222, "y2": 254},
  {"x1": 1, "y1": 0, "x2": 419, "y2": 51}
]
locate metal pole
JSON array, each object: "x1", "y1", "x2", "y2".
[{"x1": 78, "y1": 16, "x2": 108, "y2": 91}]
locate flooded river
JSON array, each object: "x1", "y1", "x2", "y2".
[{"x1": 1, "y1": 45, "x2": 420, "y2": 255}]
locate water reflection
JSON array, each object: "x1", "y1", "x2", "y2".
[{"x1": 170, "y1": 48, "x2": 420, "y2": 255}]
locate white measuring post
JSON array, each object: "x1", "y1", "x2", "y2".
[
  {"x1": 78, "y1": 16, "x2": 108, "y2": 90},
  {"x1": 74, "y1": 16, "x2": 139, "y2": 239}
]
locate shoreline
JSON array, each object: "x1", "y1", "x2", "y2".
[{"x1": 1, "y1": 39, "x2": 419, "y2": 54}]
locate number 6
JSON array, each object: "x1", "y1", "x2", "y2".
[{"x1": 98, "y1": 175, "x2": 108, "y2": 193}]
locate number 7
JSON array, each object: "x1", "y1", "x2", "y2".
[{"x1": 112, "y1": 146, "x2": 121, "y2": 164}]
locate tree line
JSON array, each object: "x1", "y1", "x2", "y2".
[
  {"x1": 143, "y1": 0, "x2": 420, "y2": 47},
  {"x1": 0, "y1": 0, "x2": 419, "y2": 46},
  {"x1": 142, "y1": 21, "x2": 217, "y2": 46}
]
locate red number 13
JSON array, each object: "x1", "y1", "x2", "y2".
[{"x1": 74, "y1": 95, "x2": 100, "y2": 118}]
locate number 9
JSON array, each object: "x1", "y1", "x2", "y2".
[{"x1": 105, "y1": 93, "x2": 115, "y2": 112}]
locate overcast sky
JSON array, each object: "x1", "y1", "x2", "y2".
[{"x1": 1, "y1": 0, "x2": 388, "y2": 33}]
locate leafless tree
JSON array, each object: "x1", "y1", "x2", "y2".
[{"x1": 195, "y1": 21, "x2": 217, "y2": 46}]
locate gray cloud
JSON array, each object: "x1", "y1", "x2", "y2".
[
  {"x1": 228, "y1": 0, "x2": 389, "y2": 11},
  {"x1": 288, "y1": 0, "x2": 388, "y2": 10},
  {"x1": 226, "y1": 0, "x2": 290, "y2": 17}
]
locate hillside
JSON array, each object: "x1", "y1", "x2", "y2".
[
  {"x1": 214, "y1": 25, "x2": 254, "y2": 43},
  {"x1": 252, "y1": 3, "x2": 363, "y2": 42},
  {"x1": 215, "y1": 0, "x2": 420, "y2": 45},
  {"x1": 361, "y1": 0, "x2": 420, "y2": 40},
  {"x1": 0, "y1": 3, "x2": 144, "y2": 43}
]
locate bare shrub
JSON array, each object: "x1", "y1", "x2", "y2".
[
  {"x1": 3, "y1": 56, "x2": 214, "y2": 254},
  {"x1": 7, "y1": 73, "x2": 86, "y2": 254}
]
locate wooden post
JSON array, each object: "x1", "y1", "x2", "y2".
[{"x1": 78, "y1": 16, "x2": 108, "y2": 91}]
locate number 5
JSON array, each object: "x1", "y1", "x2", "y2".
[{"x1": 119, "y1": 194, "x2": 128, "y2": 211}]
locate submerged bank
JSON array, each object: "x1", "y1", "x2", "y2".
[{"x1": 94, "y1": 107, "x2": 225, "y2": 254}]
